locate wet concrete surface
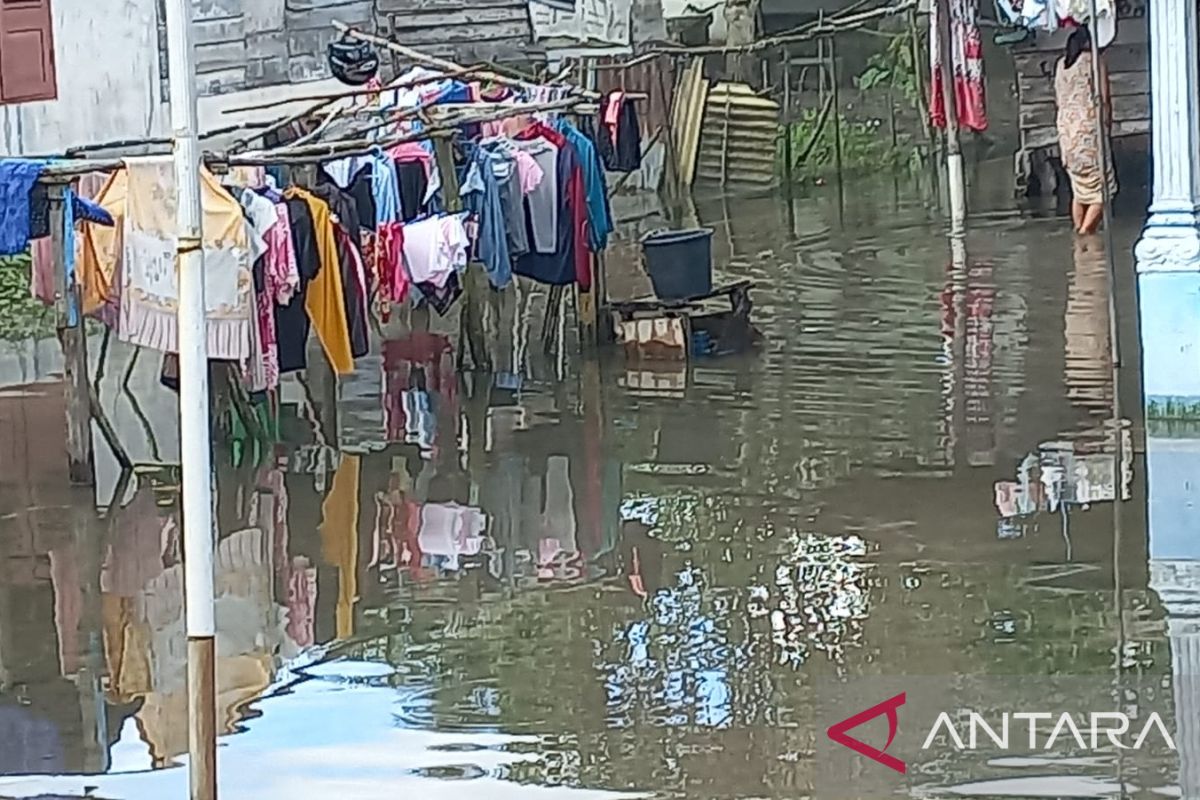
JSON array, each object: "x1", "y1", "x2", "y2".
[{"x1": 0, "y1": 166, "x2": 1181, "y2": 799}]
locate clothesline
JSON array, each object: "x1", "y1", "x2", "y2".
[{"x1": 35, "y1": 98, "x2": 595, "y2": 180}]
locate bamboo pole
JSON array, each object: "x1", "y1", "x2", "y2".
[{"x1": 48, "y1": 184, "x2": 94, "y2": 486}]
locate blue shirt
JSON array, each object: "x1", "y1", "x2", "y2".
[
  {"x1": 554, "y1": 119, "x2": 613, "y2": 252},
  {"x1": 459, "y1": 146, "x2": 513, "y2": 289},
  {"x1": 370, "y1": 149, "x2": 401, "y2": 225}
]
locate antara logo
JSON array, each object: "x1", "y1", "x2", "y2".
[
  {"x1": 827, "y1": 692, "x2": 1178, "y2": 774},
  {"x1": 826, "y1": 692, "x2": 907, "y2": 774}
]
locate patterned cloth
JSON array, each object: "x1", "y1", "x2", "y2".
[
  {"x1": 930, "y1": 0, "x2": 988, "y2": 133},
  {"x1": 82, "y1": 157, "x2": 255, "y2": 358},
  {"x1": 1055, "y1": 52, "x2": 1117, "y2": 205}
]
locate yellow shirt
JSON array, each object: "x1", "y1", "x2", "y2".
[{"x1": 284, "y1": 187, "x2": 353, "y2": 376}]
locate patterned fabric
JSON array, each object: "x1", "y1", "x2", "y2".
[
  {"x1": 83, "y1": 158, "x2": 255, "y2": 359},
  {"x1": 1055, "y1": 52, "x2": 1117, "y2": 205},
  {"x1": 254, "y1": 203, "x2": 301, "y2": 391},
  {"x1": 930, "y1": 0, "x2": 988, "y2": 133}
]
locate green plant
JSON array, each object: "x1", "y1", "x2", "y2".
[
  {"x1": 855, "y1": 32, "x2": 920, "y2": 108},
  {"x1": 0, "y1": 254, "x2": 55, "y2": 342},
  {"x1": 782, "y1": 107, "x2": 914, "y2": 181}
]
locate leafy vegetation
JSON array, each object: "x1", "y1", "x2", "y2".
[
  {"x1": 0, "y1": 253, "x2": 55, "y2": 342},
  {"x1": 854, "y1": 31, "x2": 920, "y2": 108},
  {"x1": 779, "y1": 31, "x2": 925, "y2": 183}
]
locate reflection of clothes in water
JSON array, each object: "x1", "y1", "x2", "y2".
[
  {"x1": 1065, "y1": 237, "x2": 1112, "y2": 407},
  {"x1": 418, "y1": 502, "x2": 486, "y2": 571},
  {"x1": 319, "y1": 455, "x2": 360, "y2": 640},
  {"x1": 539, "y1": 455, "x2": 578, "y2": 565}
]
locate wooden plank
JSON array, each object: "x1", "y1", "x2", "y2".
[
  {"x1": 197, "y1": 66, "x2": 248, "y2": 95},
  {"x1": 1020, "y1": 93, "x2": 1148, "y2": 131},
  {"x1": 379, "y1": 0, "x2": 526, "y2": 10},
  {"x1": 390, "y1": 20, "x2": 533, "y2": 46},
  {"x1": 193, "y1": 0, "x2": 242, "y2": 20},
  {"x1": 1024, "y1": 117, "x2": 1151, "y2": 150},
  {"x1": 193, "y1": 15, "x2": 245, "y2": 45},
  {"x1": 1018, "y1": 68, "x2": 1147, "y2": 103},
  {"x1": 246, "y1": 30, "x2": 288, "y2": 60},
  {"x1": 387, "y1": 5, "x2": 529, "y2": 29},
  {"x1": 195, "y1": 40, "x2": 248, "y2": 73},
  {"x1": 1014, "y1": 42, "x2": 1146, "y2": 78},
  {"x1": 285, "y1": 0, "x2": 373, "y2": 31},
  {"x1": 47, "y1": 185, "x2": 94, "y2": 486},
  {"x1": 453, "y1": 36, "x2": 536, "y2": 62}
]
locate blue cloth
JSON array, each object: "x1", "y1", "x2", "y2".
[
  {"x1": 0, "y1": 159, "x2": 48, "y2": 255},
  {"x1": 554, "y1": 119, "x2": 613, "y2": 252},
  {"x1": 370, "y1": 149, "x2": 401, "y2": 225},
  {"x1": 460, "y1": 146, "x2": 513, "y2": 289}
]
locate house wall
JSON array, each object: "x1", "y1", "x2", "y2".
[
  {"x1": 2, "y1": 0, "x2": 537, "y2": 156},
  {"x1": 1, "y1": 0, "x2": 167, "y2": 155}
]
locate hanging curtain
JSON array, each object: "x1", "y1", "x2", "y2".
[{"x1": 930, "y1": 0, "x2": 989, "y2": 133}]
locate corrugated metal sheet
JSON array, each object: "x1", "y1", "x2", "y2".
[{"x1": 694, "y1": 82, "x2": 780, "y2": 189}]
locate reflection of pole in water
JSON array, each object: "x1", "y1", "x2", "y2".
[
  {"x1": 73, "y1": 498, "x2": 109, "y2": 773},
  {"x1": 949, "y1": 235, "x2": 968, "y2": 470}
]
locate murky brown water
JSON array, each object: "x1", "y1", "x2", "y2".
[{"x1": 0, "y1": 167, "x2": 1180, "y2": 799}]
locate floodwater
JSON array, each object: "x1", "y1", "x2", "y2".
[{"x1": 0, "y1": 164, "x2": 1183, "y2": 800}]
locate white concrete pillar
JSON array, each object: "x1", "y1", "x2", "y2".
[
  {"x1": 1136, "y1": 0, "x2": 1200, "y2": 266},
  {"x1": 1136, "y1": 2, "x2": 1200, "y2": 539},
  {"x1": 1151, "y1": 561, "x2": 1200, "y2": 798}
]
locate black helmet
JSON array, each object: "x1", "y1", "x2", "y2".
[{"x1": 327, "y1": 35, "x2": 379, "y2": 86}]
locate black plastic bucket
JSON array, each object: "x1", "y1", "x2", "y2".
[{"x1": 641, "y1": 228, "x2": 714, "y2": 301}]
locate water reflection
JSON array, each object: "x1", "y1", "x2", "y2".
[{"x1": 0, "y1": 168, "x2": 1192, "y2": 799}]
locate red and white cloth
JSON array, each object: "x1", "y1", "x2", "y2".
[{"x1": 930, "y1": 0, "x2": 988, "y2": 133}]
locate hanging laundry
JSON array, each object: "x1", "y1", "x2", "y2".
[
  {"x1": 460, "y1": 145, "x2": 513, "y2": 288},
  {"x1": 402, "y1": 213, "x2": 470, "y2": 289},
  {"x1": 555, "y1": 117, "x2": 613, "y2": 253},
  {"x1": 81, "y1": 157, "x2": 256, "y2": 359},
  {"x1": 1060, "y1": 0, "x2": 1116, "y2": 46},
  {"x1": 930, "y1": 0, "x2": 989, "y2": 133},
  {"x1": 283, "y1": 187, "x2": 354, "y2": 375},
  {"x1": 0, "y1": 159, "x2": 47, "y2": 255},
  {"x1": 597, "y1": 92, "x2": 643, "y2": 173},
  {"x1": 995, "y1": 0, "x2": 1057, "y2": 32},
  {"x1": 513, "y1": 120, "x2": 591, "y2": 288},
  {"x1": 513, "y1": 137, "x2": 560, "y2": 254}
]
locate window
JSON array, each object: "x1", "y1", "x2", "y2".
[{"x1": 0, "y1": 0, "x2": 57, "y2": 104}]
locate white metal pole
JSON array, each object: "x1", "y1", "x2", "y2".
[
  {"x1": 163, "y1": 0, "x2": 217, "y2": 795},
  {"x1": 936, "y1": 0, "x2": 967, "y2": 235}
]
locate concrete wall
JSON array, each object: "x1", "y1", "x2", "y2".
[
  {"x1": 2, "y1": 0, "x2": 521, "y2": 155},
  {"x1": 1, "y1": 0, "x2": 167, "y2": 155}
]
